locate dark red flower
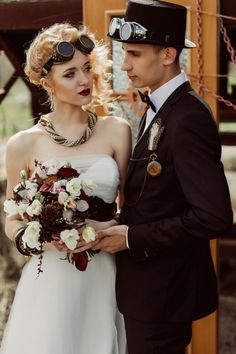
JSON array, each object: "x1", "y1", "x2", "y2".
[
  {"x1": 80, "y1": 190, "x2": 90, "y2": 202},
  {"x1": 58, "y1": 167, "x2": 79, "y2": 178},
  {"x1": 73, "y1": 253, "x2": 88, "y2": 271}
]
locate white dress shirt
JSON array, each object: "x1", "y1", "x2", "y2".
[{"x1": 144, "y1": 71, "x2": 188, "y2": 132}]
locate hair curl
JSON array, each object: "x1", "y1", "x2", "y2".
[{"x1": 24, "y1": 23, "x2": 112, "y2": 113}]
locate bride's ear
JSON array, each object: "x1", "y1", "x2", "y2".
[{"x1": 40, "y1": 77, "x2": 54, "y2": 93}]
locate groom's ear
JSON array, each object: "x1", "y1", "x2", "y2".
[{"x1": 162, "y1": 47, "x2": 178, "y2": 66}]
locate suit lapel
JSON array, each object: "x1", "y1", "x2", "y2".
[
  {"x1": 125, "y1": 81, "x2": 193, "y2": 183},
  {"x1": 136, "y1": 108, "x2": 148, "y2": 140}
]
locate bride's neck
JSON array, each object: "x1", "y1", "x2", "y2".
[{"x1": 48, "y1": 106, "x2": 88, "y2": 126}]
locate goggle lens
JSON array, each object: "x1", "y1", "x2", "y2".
[
  {"x1": 57, "y1": 41, "x2": 75, "y2": 59},
  {"x1": 79, "y1": 34, "x2": 95, "y2": 54},
  {"x1": 120, "y1": 23, "x2": 133, "y2": 41},
  {"x1": 42, "y1": 34, "x2": 95, "y2": 76},
  {"x1": 109, "y1": 18, "x2": 124, "y2": 36},
  {"x1": 108, "y1": 17, "x2": 147, "y2": 41}
]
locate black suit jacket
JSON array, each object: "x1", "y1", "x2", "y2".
[{"x1": 117, "y1": 82, "x2": 233, "y2": 323}]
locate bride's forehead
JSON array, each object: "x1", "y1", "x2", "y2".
[{"x1": 53, "y1": 51, "x2": 90, "y2": 73}]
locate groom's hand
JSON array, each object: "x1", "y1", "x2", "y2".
[{"x1": 92, "y1": 225, "x2": 128, "y2": 253}]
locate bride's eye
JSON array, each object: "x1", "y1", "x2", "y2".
[
  {"x1": 83, "y1": 64, "x2": 91, "y2": 73},
  {"x1": 63, "y1": 71, "x2": 75, "y2": 79}
]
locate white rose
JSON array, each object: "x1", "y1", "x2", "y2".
[
  {"x1": 58, "y1": 179, "x2": 67, "y2": 187},
  {"x1": 52, "y1": 179, "x2": 67, "y2": 194},
  {"x1": 26, "y1": 200, "x2": 42, "y2": 216},
  {"x1": 82, "y1": 226, "x2": 96, "y2": 243},
  {"x1": 42, "y1": 160, "x2": 60, "y2": 175},
  {"x1": 58, "y1": 191, "x2": 69, "y2": 205},
  {"x1": 22, "y1": 221, "x2": 41, "y2": 250},
  {"x1": 16, "y1": 181, "x2": 38, "y2": 201},
  {"x1": 77, "y1": 199, "x2": 89, "y2": 212},
  {"x1": 3, "y1": 200, "x2": 18, "y2": 215},
  {"x1": 60, "y1": 229, "x2": 80, "y2": 250},
  {"x1": 81, "y1": 179, "x2": 97, "y2": 196},
  {"x1": 51, "y1": 181, "x2": 61, "y2": 194},
  {"x1": 18, "y1": 202, "x2": 30, "y2": 218},
  {"x1": 66, "y1": 178, "x2": 81, "y2": 196},
  {"x1": 25, "y1": 181, "x2": 38, "y2": 195},
  {"x1": 33, "y1": 165, "x2": 47, "y2": 179}
]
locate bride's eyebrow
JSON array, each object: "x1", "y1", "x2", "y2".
[{"x1": 63, "y1": 67, "x2": 76, "y2": 73}]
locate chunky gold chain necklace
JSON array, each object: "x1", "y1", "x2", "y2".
[{"x1": 39, "y1": 111, "x2": 97, "y2": 147}]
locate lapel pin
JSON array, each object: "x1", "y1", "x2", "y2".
[{"x1": 147, "y1": 119, "x2": 164, "y2": 177}]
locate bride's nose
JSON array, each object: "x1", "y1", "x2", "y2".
[{"x1": 78, "y1": 71, "x2": 90, "y2": 86}]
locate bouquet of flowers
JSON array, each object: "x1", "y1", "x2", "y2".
[{"x1": 4, "y1": 160, "x2": 116, "y2": 273}]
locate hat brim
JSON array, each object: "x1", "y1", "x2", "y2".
[{"x1": 108, "y1": 33, "x2": 196, "y2": 49}]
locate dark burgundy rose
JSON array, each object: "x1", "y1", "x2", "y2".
[
  {"x1": 80, "y1": 190, "x2": 90, "y2": 202},
  {"x1": 73, "y1": 253, "x2": 88, "y2": 271},
  {"x1": 58, "y1": 167, "x2": 79, "y2": 178}
]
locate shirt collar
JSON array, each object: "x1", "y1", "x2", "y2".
[{"x1": 149, "y1": 71, "x2": 188, "y2": 111}]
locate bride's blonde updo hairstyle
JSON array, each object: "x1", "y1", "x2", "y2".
[{"x1": 24, "y1": 22, "x2": 112, "y2": 112}]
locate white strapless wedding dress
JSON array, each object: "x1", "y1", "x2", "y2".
[{"x1": 0, "y1": 155, "x2": 127, "y2": 354}]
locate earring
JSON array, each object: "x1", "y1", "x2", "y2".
[{"x1": 49, "y1": 91, "x2": 54, "y2": 111}]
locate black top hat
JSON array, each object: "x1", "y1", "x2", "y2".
[{"x1": 108, "y1": 0, "x2": 196, "y2": 48}]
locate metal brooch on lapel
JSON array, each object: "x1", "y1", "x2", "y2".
[{"x1": 147, "y1": 118, "x2": 164, "y2": 177}]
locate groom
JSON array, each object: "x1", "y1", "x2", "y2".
[{"x1": 92, "y1": 1, "x2": 233, "y2": 353}]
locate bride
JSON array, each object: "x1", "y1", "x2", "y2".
[{"x1": 1, "y1": 22, "x2": 131, "y2": 354}]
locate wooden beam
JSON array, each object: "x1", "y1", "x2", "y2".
[
  {"x1": 0, "y1": 35, "x2": 31, "y2": 90},
  {"x1": 0, "y1": 71, "x2": 18, "y2": 104},
  {"x1": 0, "y1": 1, "x2": 82, "y2": 30}
]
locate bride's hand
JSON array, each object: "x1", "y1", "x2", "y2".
[
  {"x1": 69, "y1": 219, "x2": 115, "y2": 253},
  {"x1": 50, "y1": 234, "x2": 71, "y2": 252},
  {"x1": 70, "y1": 239, "x2": 100, "y2": 254}
]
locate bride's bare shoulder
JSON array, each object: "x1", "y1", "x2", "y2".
[
  {"x1": 98, "y1": 115, "x2": 130, "y2": 131},
  {"x1": 6, "y1": 124, "x2": 42, "y2": 152}
]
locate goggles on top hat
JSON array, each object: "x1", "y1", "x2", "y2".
[
  {"x1": 109, "y1": 17, "x2": 147, "y2": 41},
  {"x1": 107, "y1": 1, "x2": 196, "y2": 49},
  {"x1": 42, "y1": 34, "x2": 95, "y2": 76}
]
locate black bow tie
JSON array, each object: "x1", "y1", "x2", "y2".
[{"x1": 138, "y1": 90, "x2": 156, "y2": 113}]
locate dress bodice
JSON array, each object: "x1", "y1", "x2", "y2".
[{"x1": 44, "y1": 154, "x2": 120, "y2": 204}]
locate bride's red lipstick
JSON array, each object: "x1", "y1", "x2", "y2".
[{"x1": 79, "y1": 89, "x2": 91, "y2": 96}]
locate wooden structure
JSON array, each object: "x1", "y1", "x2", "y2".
[{"x1": 0, "y1": 0, "x2": 82, "y2": 117}]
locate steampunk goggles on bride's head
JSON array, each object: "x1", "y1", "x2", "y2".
[
  {"x1": 108, "y1": 17, "x2": 147, "y2": 41},
  {"x1": 42, "y1": 34, "x2": 95, "y2": 76}
]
